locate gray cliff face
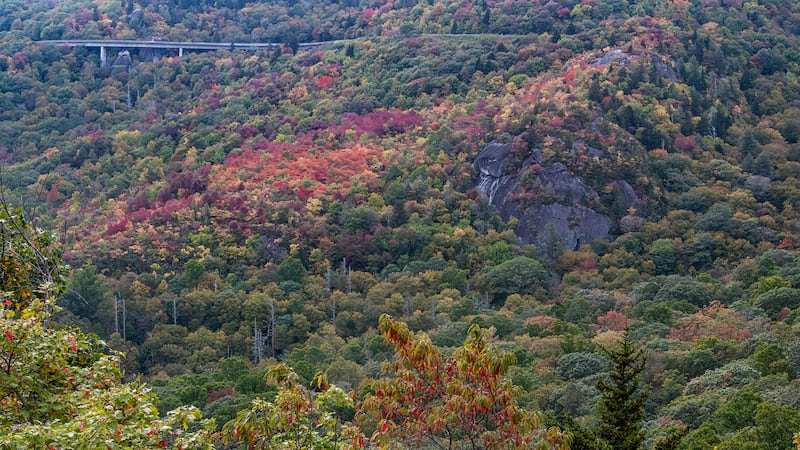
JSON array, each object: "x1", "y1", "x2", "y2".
[
  {"x1": 475, "y1": 142, "x2": 518, "y2": 205},
  {"x1": 476, "y1": 142, "x2": 637, "y2": 251},
  {"x1": 112, "y1": 50, "x2": 132, "y2": 69}
]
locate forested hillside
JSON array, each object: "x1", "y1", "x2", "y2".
[{"x1": 4, "y1": 0, "x2": 800, "y2": 448}]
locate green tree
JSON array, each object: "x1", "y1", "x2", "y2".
[
  {"x1": 0, "y1": 205, "x2": 215, "y2": 448},
  {"x1": 755, "y1": 287, "x2": 800, "y2": 316},
  {"x1": 682, "y1": 348, "x2": 720, "y2": 378},
  {"x1": 740, "y1": 129, "x2": 758, "y2": 157},
  {"x1": 712, "y1": 389, "x2": 761, "y2": 433},
  {"x1": 485, "y1": 256, "x2": 548, "y2": 300},
  {"x1": 696, "y1": 203, "x2": 733, "y2": 232},
  {"x1": 751, "y1": 342, "x2": 795, "y2": 377},
  {"x1": 649, "y1": 239, "x2": 677, "y2": 275},
  {"x1": 680, "y1": 423, "x2": 721, "y2": 449},
  {"x1": 278, "y1": 257, "x2": 307, "y2": 284},
  {"x1": 62, "y1": 265, "x2": 106, "y2": 320},
  {"x1": 596, "y1": 329, "x2": 647, "y2": 450},
  {"x1": 752, "y1": 152, "x2": 773, "y2": 177},
  {"x1": 557, "y1": 352, "x2": 610, "y2": 380},
  {"x1": 183, "y1": 258, "x2": 206, "y2": 288},
  {"x1": 561, "y1": 415, "x2": 611, "y2": 450},
  {"x1": 222, "y1": 364, "x2": 364, "y2": 449},
  {"x1": 753, "y1": 402, "x2": 800, "y2": 450},
  {"x1": 0, "y1": 205, "x2": 65, "y2": 315}
]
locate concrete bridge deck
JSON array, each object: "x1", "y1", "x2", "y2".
[
  {"x1": 38, "y1": 39, "x2": 336, "y2": 50},
  {"x1": 37, "y1": 39, "x2": 338, "y2": 65}
]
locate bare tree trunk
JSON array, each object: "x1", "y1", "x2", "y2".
[
  {"x1": 346, "y1": 265, "x2": 352, "y2": 293},
  {"x1": 326, "y1": 266, "x2": 332, "y2": 296},
  {"x1": 114, "y1": 292, "x2": 119, "y2": 334},
  {"x1": 269, "y1": 301, "x2": 276, "y2": 357},
  {"x1": 253, "y1": 319, "x2": 262, "y2": 365},
  {"x1": 121, "y1": 292, "x2": 126, "y2": 341}
]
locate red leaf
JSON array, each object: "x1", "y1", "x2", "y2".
[
  {"x1": 317, "y1": 75, "x2": 334, "y2": 90},
  {"x1": 4, "y1": 330, "x2": 12, "y2": 341}
]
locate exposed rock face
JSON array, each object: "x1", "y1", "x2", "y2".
[
  {"x1": 592, "y1": 49, "x2": 630, "y2": 67},
  {"x1": 475, "y1": 142, "x2": 517, "y2": 204},
  {"x1": 612, "y1": 180, "x2": 640, "y2": 210},
  {"x1": 591, "y1": 50, "x2": 677, "y2": 82},
  {"x1": 112, "y1": 51, "x2": 131, "y2": 69},
  {"x1": 476, "y1": 142, "x2": 639, "y2": 251},
  {"x1": 139, "y1": 47, "x2": 164, "y2": 63},
  {"x1": 651, "y1": 54, "x2": 678, "y2": 82}
]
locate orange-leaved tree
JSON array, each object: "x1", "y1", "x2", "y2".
[{"x1": 359, "y1": 314, "x2": 570, "y2": 450}]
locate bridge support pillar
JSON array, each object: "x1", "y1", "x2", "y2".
[
  {"x1": 100, "y1": 46, "x2": 107, "y2": 66},
  {"x1": 179, "y1": 47, "x2": 183, "y2": 57}
]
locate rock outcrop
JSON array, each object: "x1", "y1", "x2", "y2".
[
  {"x1": 112, "y1": 50, "x2": 131, "y2": 69},
  {"x1": 476, "y1": 142, "x2": 640, "y2": 251}
]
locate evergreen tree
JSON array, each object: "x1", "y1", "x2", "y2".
[
  {"x1": 739, "y1": 129, "x2": 758, "y2": 157},
  {"x1": 561, "y1": 415, "x2": 611, "y2": 450},
  {"x1": 752, "y1": 151, "x2": 773, "y2": 177},
  {"x1": 588, "y1": 73, "x2": 604, "y2": 103},
  {"x1": 653, "y1": 426, "x2": 689, "y2": 450},
  {"x1": 596, "y1": 329, "x2": 647, "y2": 450}
]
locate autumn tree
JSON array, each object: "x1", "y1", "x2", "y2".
[
  {"x1": 360, "y1": 314, "x2": 570, "y2": 449},
  {"x1": 222, "y1": 364, "x2": 365, "y2": 449},
  {"x1": 595, "y1": 329, "x2": 648, "y2": 450},
  {"x1": 0, "y1": 205, "x2": 65, "y2": 315},
  {"x1": 0, "y1": 204, "x2": 215, "y2": 448}
]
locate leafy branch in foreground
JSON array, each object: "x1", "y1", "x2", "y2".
[
  {"x1": 360, "y1": 314, "x2": 570, "y2": 450},
  {"x1": 0, "y1": 205, "x2": 65, "y2": 315},
  {"x1": 222, "y1": 363, "x2": 365, "y2": 449},
  {"x1": 0, "y1": 204, "x2": 215, "y2": 448}
]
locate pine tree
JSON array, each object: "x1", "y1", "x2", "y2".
[
  {"x1": 752, "y1": 151, "x2": 773, "y2": 177},
  {"x1": 740, "y1": 129, "x2": 758, "y2": 157},
  {"x1": 596, "y1": 328, "x2": 647, "y2": 450}
]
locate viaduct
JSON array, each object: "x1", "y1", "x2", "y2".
[{"x1": 37, "y1": 39, "x2": 338, "y2": 65}]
